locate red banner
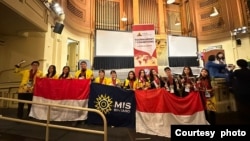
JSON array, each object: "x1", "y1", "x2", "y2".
[{"x1": 132, "y1": 24, "x2": 158, "y2": 77}]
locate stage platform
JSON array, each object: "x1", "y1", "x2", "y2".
[
  {"x1": 0, "y1": 108, "x2": 247, "y2": 141},
  {"x1": 0, "y1": 108, "x2": 170, "y2": 141}
]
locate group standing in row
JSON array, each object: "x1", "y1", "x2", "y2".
[{"x1": 14, "y1": 56, "x2": 250, "y2": 124}]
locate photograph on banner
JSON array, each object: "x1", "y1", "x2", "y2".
[{"x1": 156, "y1": 38, "x2": 168, "y2": 66}]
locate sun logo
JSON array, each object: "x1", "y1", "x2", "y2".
[{"x1": 94, "y1": 94, "x2": 113, "y2": 114}]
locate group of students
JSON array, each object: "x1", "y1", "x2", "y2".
[
  {"x1": 14, "y1": 60, "x2": 215, "y2": 123},
  {"x1": 14, "y1": 57, "x2": 250, "y2": 125}
]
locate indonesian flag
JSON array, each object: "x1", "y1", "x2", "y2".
[
  {"x1": 29, "y1": 78, "x2": 90, "y2": 121},
  {"x1": 135, "y1": 89, "x2": 208, "y2": 138}
]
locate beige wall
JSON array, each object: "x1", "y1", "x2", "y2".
[
  {"x1": 234, "y1": 36, "x2": 250, "y2": 60},
  {"x1": 0, "y1": 23, "x2": 91, "y2": 83},
  {"x1": 59, "y1": 25, "x2": 92, "y2": 71},
  {"x1": 0, "y1": 33, "x2": 45, "y2": 83},
  {"x1": 39, "y1": 22, "x2": 91, "y2": 78}
]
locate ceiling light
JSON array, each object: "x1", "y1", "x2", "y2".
[
  {"x1": 121, "y1": 12, "x2": 127, "y2": 21},
  {"x1": 242, "y1": 26, "x2": 247, "y2": 30},
  {"x1": 210, "y1": 7, "x2": 219, "y2": 17},
  {"x1": 167, "y1": 0, "x2": 175, "y2": 4},
  {"x1": 175, "y1": 17, "x2": 181, "y2": 26}
]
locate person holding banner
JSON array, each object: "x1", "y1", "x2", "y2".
[
  {"x1": 75, "y1": 60, "x2": 94, "y2": 80},
  {"x1": 58, "y1": 66, "x2": 73, "y2": 79},
  {"x1": 196, "y1": 68, "x2": 216, "y2": 125},
  {"x1": 73, "y1": 61, "x2": 93, "y2": 126},
  {"x1": 180, "y1": 66, "x2": 195, "y2": 97},
  {"x1": 149, "y1": 68, "x2": 164, "y2": 89},
  {"x1": 15, "y1": 60, "x2": 43, "y2": 119},
  {"x1": 44, "y1": 65, "x2": 58, "y2": 79},
  {"x1": 123, "y1": 71, "x2": 138, "y2": 90},
  {"x1": 163, "y1": 67, "x2": 182, "y2": 96},
  {"x1": 94, "y1": 69, "x2": 108, "y2": 85},
  {"x1": 136, "y1": 69, "x2": 151, "y2": 90},
  {"x1": 107, "y1": 70, "x2": 121, "y2": 87}
]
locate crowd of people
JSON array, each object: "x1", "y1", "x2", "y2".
[{"x1": 14, "y1": 54, "x2": 250, "y2": 124}]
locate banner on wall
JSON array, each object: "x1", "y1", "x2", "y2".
[{"x1": 132, "y1": 24, "x2": 158, "y2": 76}]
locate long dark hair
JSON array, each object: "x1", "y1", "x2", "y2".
[
  {"x1": 127, "y1": 70, "x2": 136, "y2": 81},
  {"x1": 216, "y1": 52, "x2": 225, "y2": 60},
  {"x1": 138, "y1": 69, "x2": 149, "y2": 82},
  {"x1": 46, "y1": 65, "x2": 56, "y2": 78},
  {"x1": 181, "y1": 66, "x2": 194, "y2": 77},
  {"x1": 149, "y1": 68, "x2": 158, "y2": 82},
  {"x1": 59, "y1": 66, "x2": 70, "y2": 79},
  {"x1": 198, "y1": 68, "x2": 211, "y2": 81}
]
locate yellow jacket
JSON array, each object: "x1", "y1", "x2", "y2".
[
  {"x1": 136, "y1": 79, "x2": 151, "y2": 90},
  {"x1": 75, "y1": 69, "x2": 93, "y2": 79},
  {"x1": 15, "y1": 68, "x2": 43, "y2": 93},
  {"x1": 94, "y1": 77, "x2": 108, "y2": 85},
  {"x1": 106, "y1": 78, "x2": 121, "y2": 86},
  {"x1": 124, "y1": 79, "x2": 138, "y2": 90}
]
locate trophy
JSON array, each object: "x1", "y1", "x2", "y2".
[{"x1": 15, "y1": 60, "x2": 26, "y2": 68}]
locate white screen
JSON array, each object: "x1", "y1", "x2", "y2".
[
  {"x1": 168, "y1": 35, "x2": 197, "y2": 57},
  {"x1": 96, "y1": 30, "x2": 133, "y2": 56}
]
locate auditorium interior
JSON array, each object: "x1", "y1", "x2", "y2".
[{"x1": 0, "y1": 0, "x2": 250, "y2": 141}]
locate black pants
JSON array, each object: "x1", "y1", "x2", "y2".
[
  {"x1": 235, "y1": 99, "x2": 250, "y2": 124},
  {"x1": 205, "y1": 110, "x2": 216, "y2": 125},
  {"x1": 17, "y1": 93, "x2": 33, "y2": 119}
]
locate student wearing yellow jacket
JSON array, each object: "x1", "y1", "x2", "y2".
[
  {"x1": 58, "y1": 66, "x2": 73, "y2": 79},
  {"x1": 44, "y1": 65, "x2": 58, "y2": 79},
  {"x1": 15, "y1": 60, "x2": 43, "y2": 119},
  {"x1": 123, "y1": 70, "x2": 138, "y2": 90},
  {"x1": 74, "y1": 61, "x2": 93, "y2": 80},
  {"x1": 136, "y1": 69, "x2": 151, "y2": 90},
  {"x1": 107, "y1": 70, "x2": 121, "y2": 87},
  {"x1": 94, "y1": 69, "x2": 108, "y2": 85},
  {"x1": 72, "y1": 61, "x2": 94, "y2": 126}
]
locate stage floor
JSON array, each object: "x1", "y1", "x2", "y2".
[{"x1": 0, "y1": 108, "x2": 247, "y2": 141}]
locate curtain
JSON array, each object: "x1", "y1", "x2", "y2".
[
  {"x1": 93, "y1": 57, "x2": 134, "y2": 70},
  {"x1": 168, "y1": 57, "x2": 199, "y2": 67}
]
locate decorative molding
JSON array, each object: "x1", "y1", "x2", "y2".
[
  {"x1": 199, "y1": 0, "x2": 218, "y2": 8},
  {"x1": 66, "y1": 0, "x2": 84, "y2": 19},
  {"x1": 63, "y1": 0, "x2": 91, "y2": 33}
]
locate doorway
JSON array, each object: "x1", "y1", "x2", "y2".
[{"x1": 67, "y1": 38, "x2": 79, "y2": 72}]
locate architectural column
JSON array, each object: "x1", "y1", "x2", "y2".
[
  {"x1": 120, "y1": 0, "x2": 126, "y2": 30},
  {"x1": 157, "y1": 0, "x2": 166, "y2": 34},
  {"x1": 133, "y1": 0, "x2": 139, "y2": 24}
]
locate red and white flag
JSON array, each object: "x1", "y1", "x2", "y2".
[
  {"x1": 29, "y1": 78, "x2": 90, "y2": 121},
  {"x1": 135, "y1": 89, "x2": 208, "y2": 138}
]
